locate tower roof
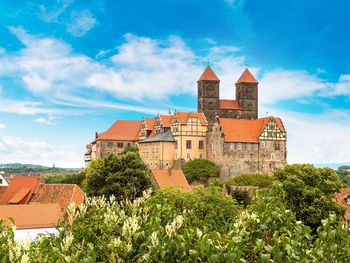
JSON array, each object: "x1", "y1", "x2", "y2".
[
  {"x1": 236, "y1": 68, "x2": 258, "y2": 84},
  {"x1": 198, "y1": 66, "x2": 220, "y2": 82}
]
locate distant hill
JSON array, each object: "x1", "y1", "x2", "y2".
[{"x1": 0, "y1": 163, "x2": 80, "y2": 174}]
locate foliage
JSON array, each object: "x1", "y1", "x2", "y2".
[
  {"x1": 182, "y1": 159, "x2": 220, "y2": 184},
  {"x1": 232, "y1": 187, "x2": 251, "y2": 207},
  {"x1": 43, "y1": 172, "x2": 86, "y2": 187},
  {"x1": 274, "y1": 164, "x2": 345, "y2": 230},
  {"x1": 2, "y1": 186, "x2": 350, "y2": 262},
  {"x1": 83, "y1": 152, "x2": 153, "y2": 201},
  {"x1": 227, "y1": 173, "x2": 275, "y2": 188},
  {"x1": 123, "y1": 146, "x2": 139, "y2": 154},
  {"x1": 336, "y1": 165, "x2": 350, "y2": 186},
  {"x1": 0, "y1": 163, "x2": 79, "y2": 174}
]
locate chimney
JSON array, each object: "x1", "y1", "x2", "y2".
[{"x1": 95, "y1": 132, "x2": 98, "y2": 139}]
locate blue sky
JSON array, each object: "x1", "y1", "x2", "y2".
[{"x1": 0, "y1": 0, "x2": 349, "y2": 167}]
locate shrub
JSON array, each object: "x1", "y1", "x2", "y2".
[
  {"x1": 182, "y1": 159, "x2": 220, "y2": 184},
  {"x1": 227, "y1": 173, "x2": 275, "y2": 188},
  {"x1": 83, "y1": 152, "x2": 153, "y2": 201}
]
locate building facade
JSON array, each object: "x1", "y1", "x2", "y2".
[
  {"x1": 85, "y1": 65, "x2": 287, "y2": 178},
  {"x1": 207, "y1": 117, "x2": 287, "y2": 178}
]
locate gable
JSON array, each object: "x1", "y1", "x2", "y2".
[{"x1": 259, "y1": 118, "x2": 286, "y2": 141}]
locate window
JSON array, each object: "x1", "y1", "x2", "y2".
[
  {"x1": 107, "y1": 142, "x2": 113, "y2": 147},
  {"x1": 127, "y1": 143, "x2": 131, "y2": 147},
  {"x1": 236, "y1": 143, "x2": 242, "y2": 150},
  {"x1": 253, "y1": 144, "x2": 258, "y2": 150},
  {"x1": 117, "y1": 142, "x2": 123, "y2": 148},
  {"x1": 199, "y1": 154, "x2": 203, "y2": 159},
  {"x1": 175, "y1": 140, "x2": 178, "y2": 149},
  {"x1": 0, "y1": 179, "x2": 2, "y2": 184},
  {"x1": 199, "y1": 140, "x2": 204, "y2": 149},
  {"x1": 230, "y1": 143, "x2": 235, "y2": 149},
  {"x1": 274, "y1": 142, "x2": 281, "y2": 150},
  {"x1": 260, "y1": 142, "x2": 265, "y2": 148},
  {"x1": 246, "y1": 143, "x2": 251, "y2": 150},
  {"x1": 187, "y1": 153, "x2": 191, "y2": 159},
  {"x1": 186, "y1": 140, "x2": 192, "y2": 149}
]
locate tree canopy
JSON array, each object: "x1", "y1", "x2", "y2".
[
  {"x1": 274, "y1": 164, "x2": 345, "y2": 229},
  {"x1": 228, "y1": 173, "x2": 275, "y2": 188},
  {"x1": 83, "y1": 152, "x2": 153, "y2": 201},
  {"x1": 182, "y1": 158, "x2": 220, "y2": 184}
]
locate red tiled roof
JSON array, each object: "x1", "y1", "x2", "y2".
[
  {"x1": 219, "y1": 100, "x2": 241, "y2": 110},
  {"x1": 151, "y1": 169, "x2": 191, "y2": 192},
  {"x1": 97, "y1": 120, "x2": 141, "y2": 141},
  {"x1": 219, "y1": 117, "x2": 285, "y2": 143},
  {"x1": 0, "y1": 176, "x2": 42, "y2": 205},
  {"x1": 145, "y1": 118, "x2": 155, "y2": 130},
  {"x1": 198, "y1": 66, "x2": 220, "y2": 82},
  {"x1": 334, "y1": 187, "x2": 350, "y2": 221},
  {"x1": 159, "y1": 115, "x2": 172, "y2": 128},
  {"x1": 174, "y1": 112, "x2": 208, "y2": 126},
  {"x1": 30, "y1": 184, "x2": 85, "y2": 210},
  {"x1": 236, "y1": 68, "x2": 258, "y2": 84},
  {"x1": 0, "y1": 203, "x2": 61, "y2": 229}
]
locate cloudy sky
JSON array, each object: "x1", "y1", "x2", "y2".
[{"x1": 0, "y1": 0, "x2": 349, "y2": 168}]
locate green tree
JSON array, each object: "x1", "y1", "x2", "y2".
[
  {"x1": 231, "y1": 187, "x2": 251, "y2": 207},
  {"x1": 83, "y1": 152, "x2": 153, "y2": 201},
  {"x1": 43, "y1": 172, "x2": 85, "y2": 187},
  {"x1": 182, "y1": 159, "x2": 220, "y2": 184},
  {"x1": 274, "y1": 164, "x2": 345, "y2": 229},
  {"x1": 122, "y1": 146, "x2": 139, "y2": 154},
  {"x1": 228, "y1": 173, "x2": 275, "y2": 188}
]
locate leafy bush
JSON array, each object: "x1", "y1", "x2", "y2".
[
  {"x1": 2, "y1": 186, "x2": 350, "y2": 262},
  {"x1": 274, "y1": 164, "x2": 345, "y2": 230},
  {"x1": 43, "y1": 172, "x2": 85, "y2": 187},
  {"x1": 232, "y1": 187, "x2": 251, "y2": 207},
  {"x1": 83, "y1": 152, "x2": 154, "y2": 201},
  {"x1": 182, "y1": 159, "x2": 220, "y2": 184},
  {"x1": 226, "y1": 173, "x2": 275, "y2": 188}
]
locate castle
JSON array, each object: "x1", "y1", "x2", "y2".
[{"x1": 85, "y1": 66, "x2": 287, "y2": 178}]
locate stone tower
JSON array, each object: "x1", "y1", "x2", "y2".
[
  {"x1": 235, "y1": 68, "x2": 258, "y2": 119},
  {"x1": 197, "y1": 66, "x2": 220, "y2": 128}
]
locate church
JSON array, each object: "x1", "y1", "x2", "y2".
[
  {"x1": 85, "y1": 66, "x2": 287, "y2": 178},
  {"x1": 198, "y1": 66, "x2": 287, "y2": 178}
]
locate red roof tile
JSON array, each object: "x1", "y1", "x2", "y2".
[
  {"x1": 0, "y1": 203, "x2": 62, "y2": 229},
  {"x1": 334, "y1": 187, "x2": 350, "y2": 222},
  {"x1": 0, "y1": 176, "x2": 42, "y2": 205},
  {"x1": 219, "y1": 100, "x2": 241, "y2": 110},
  {"x1": 236, "y1": 68, "x2": 258, "y2": 84},
  {"x1": 145, "y1": 118, "x2": 155, "y2": 130},
  {"x1": 97, "y1": 120, "x2": 141, "y2": 141},
  {"x1": 198, "y1": 66, "x2": 220, "y2": 82},
  {"x1": 151, "y1": 169, "x2": 191, "y2": 192},
  {"x1": 30, "y1": 184, "x2": 84, "y2": 210},
  {"x1": 219, "y1": 117, "x2": 285, "y2": 143},
  {"x1": 159, "y1": 115, "x2": 172, "y2": 128},
  {"x1": 174, "y1": 112, "x2": 208, "y2": 126}
]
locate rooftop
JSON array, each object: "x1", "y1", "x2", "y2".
[
  {"x1": 139, "y1": 130, "x2": 175, "y2": 143},
  {"x1": 219, "y1": 117, "x2": 285, "y2": 143},
  {"x1": 0, "y1": 203, "x2": 62, "y2": 229},
  {"x1": 219, "y1": 100, "x2": 241, "y2": 110},
  {"x1": 198, "y1": 66, "x2": 220, "y2": 82},
  {"x1": 0, "y1": 176, "x2": 42, "y2": 205},
  {"x1": 151, "y1": 169, "x2": 191, "y2": 192},
  {"x1": 30, "y1": 184, "x2": 85, "y2": 210},
  {"x1": 175, "y1": 111, "x2": 208, "y2": 126},
  {"x1": 97, "y1": 120, "x2": 141, "y2": 141},
  {"x1": 236, "y1": 68, "x2": 258, "y2": 84}
]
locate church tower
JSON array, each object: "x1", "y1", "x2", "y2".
[
  {"x1": 235, "y1": 68, "x2": 258, "y2": 119},
  {"x1": 197, "y1": 66, "x2": 220, "y2": 128}
]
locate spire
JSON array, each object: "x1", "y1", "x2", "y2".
[
  {"x1": 236, "y1": 68, "x2": 258, "y2": 84},
  {"x1": 197, "y1": 66, "x2": 220, "y2": 82}
]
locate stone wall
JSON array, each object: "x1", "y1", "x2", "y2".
[
  {"x1": 96, "y1": 140, "x2": 137, "y2": 158},
  {"x1": 207, "y1": 123, "x2": 287, "y2": 179}
]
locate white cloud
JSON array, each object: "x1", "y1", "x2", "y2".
[
  {"x1": 0, "y1": 136, "x2": 83, "y2": 168},
  {"x1": 66, "y1": 10, "x2": 97, "y2": 37},
  {"x1": 0, "y1": 123, "x2": 6, "y2": 129},
  {"x1": 33, "y1": 116, "x2": 58, "y2": 125},
  {"x1": 39, "y1": 0, "x2": 74, "y2": 23},
  {"x1": 262, "y1": 108, "x2": 350, "y2": 164}
]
